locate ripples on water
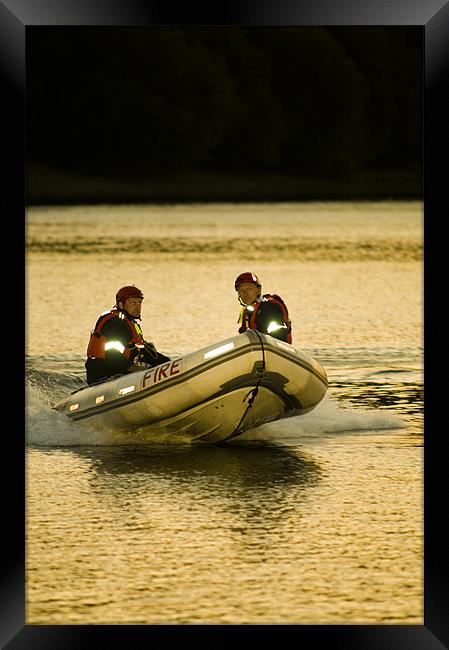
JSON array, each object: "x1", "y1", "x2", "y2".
[
  {"x1": 25, "y1": 202, "x2": 423, "y2": 624},
  {"x1": 26, "y1": 348, "x2": 423, "y2": 624},
  {"x1": 26, "y1": 235, "x2": 422, "y2": 261},
  {"x1": 27, "y1": 201, "x2": 422, "y2": 261}
]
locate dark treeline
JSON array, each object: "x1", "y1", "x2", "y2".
[{"x1": 28, "y1": 26, "x2": 422, "y2": 190}]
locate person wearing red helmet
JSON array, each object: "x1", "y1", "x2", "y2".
[
  {"x1": 234, "y1": 272, "x2": 292, "y2": 343},
  {"x1": 85, "y1": 285, "x2": 170, "y2": 385}
]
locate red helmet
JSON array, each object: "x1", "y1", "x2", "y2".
[
  {"x1": 115, "y1": 285, "x2": 144, "y2": 305},
  {"x1": 234, "y1": 272, "x2": 261, "y2": 291}
]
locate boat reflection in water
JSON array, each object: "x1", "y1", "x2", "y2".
[{"x1": 69, "y1": 442, "x2": 322, "y2": 537}]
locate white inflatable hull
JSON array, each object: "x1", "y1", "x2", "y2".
[{"x1": 54, "y1": 331, "x2": 328, "y2": 444}]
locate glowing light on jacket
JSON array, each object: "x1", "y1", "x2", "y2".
[
  {"x1": 267, "y1": 321, "x2": 287, "y2": 334},
  {"x1": 105, "y1": 341, "x2": 126, "y2": 354}
]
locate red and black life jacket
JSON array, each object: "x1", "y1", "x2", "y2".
[
  {"x1": 86, "y1": 309, "x2": 144, "y2": 360},
  {"x1": 238, "y1": 294, "x2": 292, "y2": 344}
]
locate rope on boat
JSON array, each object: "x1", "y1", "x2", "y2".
[{"x1": 225, "y1": 330, "x2": 266, "y2": 441}]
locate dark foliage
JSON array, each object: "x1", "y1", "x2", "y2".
[{"x1": 27, "y1": 26, "x2": 422, "y2": 178}]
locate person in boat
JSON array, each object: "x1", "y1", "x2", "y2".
[
  {"x1": 85, "y1": 285, "x2": 170, "y2": 385},
  {"x1": 235, "y1": 272, "x2": 292, "y2": 343}
]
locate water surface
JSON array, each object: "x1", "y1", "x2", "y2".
[{"x1": 26, "y1": 201, "x2": 423, "y2": 624}]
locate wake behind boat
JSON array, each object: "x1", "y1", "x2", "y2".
[{"x1": 53, "y1": 330, "x2": 328, "y2": 444}]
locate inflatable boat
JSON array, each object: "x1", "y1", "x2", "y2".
[{"x1": 53, "y1": 330, "x2": 328, "y2": 444}]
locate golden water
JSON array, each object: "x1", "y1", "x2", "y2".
[{"x1": 26, "y1": 201, "x2": 423, "y2": 624}]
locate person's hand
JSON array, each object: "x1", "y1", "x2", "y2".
[{"x1": 128, "y1": 363, "x2": 149, "y2": 373}]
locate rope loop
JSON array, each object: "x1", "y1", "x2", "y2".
[{"x1": 226, "y1": 330, "x2": 266, "y2": 441}]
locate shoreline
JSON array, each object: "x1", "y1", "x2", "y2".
[{"x1": 27, "y1": 164, "x2": 422, "y2": 205}]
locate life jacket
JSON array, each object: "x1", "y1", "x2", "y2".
[
  {"x1": 86, "y1": 309, "x2": 145, "y2": 360},
  {"x1": 238, "y1": 294, "x2": 292, "y2": 344}
]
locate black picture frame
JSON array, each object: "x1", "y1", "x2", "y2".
[{"x1": 4, "y1": 0, "x2": 447, "y2": 647}]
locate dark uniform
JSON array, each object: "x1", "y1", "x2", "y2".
[
  {"x1": 85, "y1": 309, "x2": 170, "y2": 385},
  {"x1": 238, "y1": 294, "x2": 292, "y2": 343}
]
